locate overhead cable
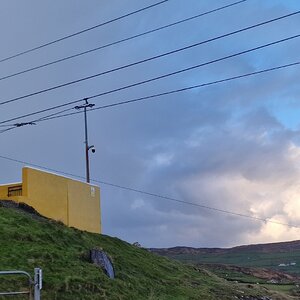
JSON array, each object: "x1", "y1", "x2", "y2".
[
  {"x1": 34, "y1": 60, "x2": 300, "y2": 123},
  {"x1": 0, "y1": 0, "x2": 168, "y2": 64},
  {"x1": 0, "y1": 153, "x2": 298, "y2": 229},
  {"x1": 0, "y1": 127, "x2": 16, "y2": 134},
  {"x1": 1, "y1": 34, "x2": 300, "y2": 126},
  {"x1": 0, "y1": 9, "x2": 299, "y2": 108},
  {"x1": 0, "y1": 0, "x2": 247, "y2": 83}
]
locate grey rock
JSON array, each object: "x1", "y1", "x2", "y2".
[{"x1": 90, "y1": 249, "x2": 115, "y2": 279}]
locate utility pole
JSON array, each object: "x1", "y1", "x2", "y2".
[{"x1": 75, "y1": 98, "x2": 95, "y2": 183}]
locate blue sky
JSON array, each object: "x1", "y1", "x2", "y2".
[{"x1": 1, "y1": 0, "x2": 300, "y2": 248}]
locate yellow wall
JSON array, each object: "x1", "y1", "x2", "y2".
[
  {"x1": 68, "y1": 179, "x2": 101, "y2": 233},
  {"x1": 23, "y1": 168, "x2": 69, "y2": 225},
  {"x1": 0, "y1": 183, "x2": 22, "y2": 199},
  {"x1": 0, "y1": 167, "x2": 101, "y2": 233}
]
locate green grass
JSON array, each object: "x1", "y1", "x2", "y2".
[
  {"x1": 160, "y1": 250, "x2": 300, "y2": 298},
  {"x1": 0, "y1": 206, "x2": 267, "y2": 299},
  {"x1": 203, "y1": 267, "x2": 266, "y2": 284},
  {"x1": 199, "y1": 265, "x2": 300, "y2": 297},
  {"x1": 168, "y1": 251, "x2": 300, "y2": 275},
  {"x1": 0, "y1": 205, "x2": 297, "y2": 299}
]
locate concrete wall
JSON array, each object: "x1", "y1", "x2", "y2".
[
  {"x1": 0, "y1": 183, "x2": 25, "y2": 203},
  {"x1": 68, "y1": 179, "x2": 101, "y2": 233},
  {"x1": 0, "y1": 167, "x2": 101, "y2": 233},
  {"x1": 0, "y1": 183, "x2": 22, "y2": 198}
]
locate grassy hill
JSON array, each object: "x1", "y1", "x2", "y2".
[
  {"x1": 150, "y1": 242, "x2": 300, "y2": 275},
  {"x1": 150, "y1": 243, "x2": 300, "y2": 298},
  {"x1": 0, "y1": 201, "x2": 296, "y2": 300}
]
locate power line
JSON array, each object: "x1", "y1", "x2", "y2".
[
  {"x1": 0, "y1": 9, "x2": 299, "y2": 108},
  {"x1": 2, "y1": 42, "x2": 300, "y2": 128},
  {"x1": 13, "y1": 122, "x2": 36, "y2": 127},
  {"x1": 0, "y1": 124, "x2": 14, "y2": 127},
  {"x1": 0, "y1": 153, "x2": 298, "y2": 229},
  {"x1": 0, "y1": 102, "x2": 81, "y2": 125},
  {"x1": 33, "y1": 60, "x2": 300, "y2": 123},
  {"x1": 34, "y1": 107, "x2": 75, "y2": 122},
  {"x1": 0, "y1": 0, "x2": 168, "y2": 64},
  {"x1": 0, "y1": 0, "x2": 247, "y2": 83},
  {"x1": 0, "y1": 121, "x2": 38, "y2": 134},
  {"x1": 0, "y1": 127, "x2": 15, "y2": 134},
  {"x1": 0, "y1": 108, "x2": 74, "y2": 133}
]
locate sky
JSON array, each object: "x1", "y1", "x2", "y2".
[{"x1": 1, "y1": 0, "x2": 300, "y2": 248}]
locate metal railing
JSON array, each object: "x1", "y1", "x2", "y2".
[{"x1": 0, "y1": 268, "x2": 42, "y2": 299}]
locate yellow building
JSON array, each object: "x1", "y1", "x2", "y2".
[{"x1": 0, "y1": 167, "x2": 101, "y2": 233}]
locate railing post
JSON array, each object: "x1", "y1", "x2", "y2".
[
  {"x1": 34, "y1": 268, "x2": 42, "y2": 300},
  {"x1": 0, "y1": 269, "x2": 36, "y2": 298}
]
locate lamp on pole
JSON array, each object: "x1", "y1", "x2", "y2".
[{"x1": 75, "y1": 98, "x2": 95, "y2": 183}]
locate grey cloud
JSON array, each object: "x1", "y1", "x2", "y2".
[{"x1": 1, "y1": 1, "x2": 300, "y2": 248}]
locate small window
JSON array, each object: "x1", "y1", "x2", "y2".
[{"x1": 8, "y1": 185, "x2": 22, "y2": 197}]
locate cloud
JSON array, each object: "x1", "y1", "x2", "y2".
[
  {"x1": 103, "y1": 106, "x2": 300, "y2": 247},
  {"x1": 1, "y1": 0, "x2": 300, "y2": 248}
]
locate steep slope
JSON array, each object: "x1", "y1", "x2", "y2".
[{"x1": 0, "y1": 202, "x2": 295, "y2": 300}]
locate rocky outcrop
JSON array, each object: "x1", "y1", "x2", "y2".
[{"x1": 90, "y1": 249, "x2": 115, "y2": 279}]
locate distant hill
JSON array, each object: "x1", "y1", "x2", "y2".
[
  {"x1": 150, "y1": 241, "x2": 300, "y2": 277},
  {"x1": 150, "y1": 242, "x2": 300, "y2": 298},
  {"x1": 150, "y1": 240, "x2": 300, "y2": 256},
  {"x1": 1, "y1": 200, "x2": 294, "y2": 300}
]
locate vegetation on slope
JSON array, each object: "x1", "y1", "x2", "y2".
[
  {"x1": 197, "y1": 264, "x2": 300, "y2": 298},
  {"x1": 151, "y1": 246, "x2": 300, "y2": 298},
  {"x1": 151, "y1": 242, "x2": 300, "y2": 276},
  {"x1": 0, "y1": 203, "x2": 295, "y2": 299}
]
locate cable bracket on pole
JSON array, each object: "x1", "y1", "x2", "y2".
[
  {"x1": 13, "y1": 122, "x2": 36, "y2": 127},
  {"x1": 74, "y1": 98, "x2": 95, "y2": 110}
]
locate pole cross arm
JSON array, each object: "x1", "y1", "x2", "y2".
[{"x1": 74, "y1": 103, "x2": 95, "y2": 110}]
